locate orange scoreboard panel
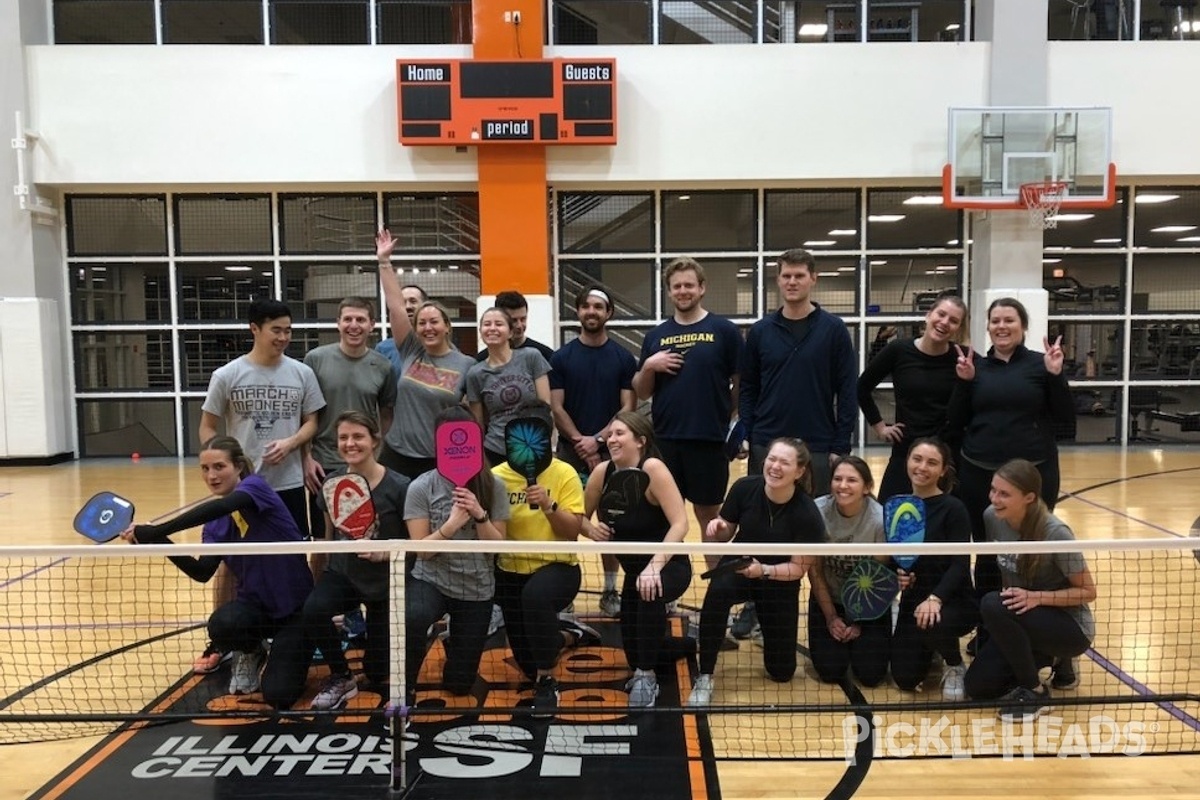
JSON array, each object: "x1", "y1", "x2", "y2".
[{"x1": 396, "y1": 58, "x2": 617, "y2": 146}]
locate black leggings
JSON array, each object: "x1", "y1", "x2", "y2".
[
  {"x1": 619, "y1": 556, "x2": 692, "y2": 671},
  {"x1": 405, "y1": 577, "x2": 493, "y2": 696},
  {"x1": 889, "y1": 596, "x2": 979, "y2": 691},
  {"x1": 494, "y1": 563, "x2": 581, "y2": 680},
  {"x1": 807, "y1": 597, "x2": 891, "y2": 687},
  {"x1": 301, "y1": 570, "x2": 390, "y2": 685},
  {"x1": 957, "y1": 455, "x2": 1060, "y2": 596},
  {"x1": 697, "y1": 568, "x2": 801, "y2": 681},
  {"x1": 963, "y1": 591, "x2": 1091, "y2": 699},
  {"x1": 207, "y1": 599, "x2": 308, "y2": 710}
]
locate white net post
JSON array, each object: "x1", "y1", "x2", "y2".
[{"x1": 388, "y1": 546, "x2": 407, "y2": 793}]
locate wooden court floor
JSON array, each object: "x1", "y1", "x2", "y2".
[{"x1": 2, "y1": 447, "x2": 1200, "y2": 799}]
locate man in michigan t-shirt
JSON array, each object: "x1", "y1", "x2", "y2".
[{"x1": 200, "y1": 298, "x2": 326, "y2": 538}]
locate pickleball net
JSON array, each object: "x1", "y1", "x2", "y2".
[{"x1": 1, "y1": 536, "x2": 1199, "y2": 777}]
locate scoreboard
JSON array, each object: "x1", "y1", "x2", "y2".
[{"x1": 396, "y1": 58, "x2": 617, "y2": 146}]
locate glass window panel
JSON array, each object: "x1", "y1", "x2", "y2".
[
  {"x1": 764, "y1": 190, "x2": 859, "y2": 252},
  {"x1": 764, "y1": 257, "x2": 857, "y2": 315},
  {"x1": 666, "y1": 257, "x2": 757, "y2": 318},
  {"x1": 864, "y1": 322, "x2": 923, "y2": 365},
  {"x1": 559, "y1": 193, "x2": 654, "y2": 254},
  {"x1": 180, "y1": 331, "x2": 252, "y2": 391},
  {"x1": 378, "y1": 0, "x2": 471, "y2": 44},
  {"x1": 1131, "y1": 253, "x2": 1200, "y2": 315},
  {"x1": 280, "y1": 194, "x2": 377, "y2": 254},
  {"x1": 177, "y1": 262, "x2": 276, "y2": 323},
  {"x1": 866, "y1": 256, "x2": 959, "y2": 314},
  {"x1": 162, "y1": 0, "x2": 264, "y2": 43},
  {"x1": 71, "y1": 263, "x2": 171, "y2": 324},
  {"x1": 1043, "y1": 254, "x2": 1123, "y2": 314},
  {"x1": 660, "y1": 0, "x2": 754, "y2": 44},
  {"x1": 386, "y1": 262, "x2": 481, "y2": 324},
  {"x1": 270, "y1": 0, "x2": 369, "y2": 43},
  {"x1": 285, "y1": 328, "x2": 326, "y2": 360},
  {"x1": 78, "y1": 399, "x2": 178, "y2": 457},
  {"x1": 74, "y1": 331, "x2": 173, "y2": 391},
  {"x1": 383, "y1": 194, "x2": 480, "y2": 254},
  {"x1": 67, "y1": 196, "x2": 167, "y2": 256},
  {"x1": 1132, "y1": 188, "x2": 1200, "y2": 247},
  {"x1": 1126, "y1": 386, "x2": 1200, "y2": 444},
  {"x1": 1057, "y1": 384, "x2": 1119, "y2": 443},
  {"x1": 1138, "y1": 1, "x2": 1198, "y2": 40},
  {"x1": 662, "y1": 191, "x2": 756, "y2": 252},
  {"x1": 1044, "y1": 188, "x2": 1127, "y2": 248},
  {"x1": 280, "y1": 261, "x2": 380, "y2": 324},
  {"x1": 557, "y1": 259, "x2": 655, "y2": 321},
  {"x1": 183, "y1": 397, "x2": 208, "y2": 455},
  {"x1": 175, "y1": 195, "x2": 272, "y2": 255},
  {"x1": 54, "y1": 0, "x2": 157, "y2": 43},
  {"x1": 1048, "y1": 0, "x2": 1131, "y2": 40},
  {"x1": 552, "y1": 0, "x2": 651, "y2": 44},
  {"x1": 1129, "y1": 320, "x2": 1200, "y2": 379},
  {"x1": 1046, "y1": 320, "x2": 1124, "y2": 381},
  {"x1": 867, "y1": 188, "x2": 960, "y2": 249}
]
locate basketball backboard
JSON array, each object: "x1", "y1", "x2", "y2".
[{"x1": 943, "y1": 106, "x2": 1115, "y2": 210}]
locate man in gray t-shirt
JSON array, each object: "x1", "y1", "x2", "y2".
[{"x1": 200, "y1": 299, "x2": 325, "y2": 537}]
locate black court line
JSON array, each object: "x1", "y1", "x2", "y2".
[{"x1": 0, "y1": 623, "x2": 203, "y2": 711}]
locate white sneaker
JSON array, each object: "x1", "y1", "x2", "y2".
[
  {"x1": 230, "y1": 646, "x2": 265, "y2": 695},
  {"x1": 627, "y1": 670, "x2": 659, "y2": 708},
  {"x1": 687, "y1": 674, "x2": 714, "y2": 707},
  {"x1": 487, "y1": 604, "x2": 505, "y2": 637},
  {"x1": 311, "y1": 673, "x2": 359, "y2": 710},
  {"x1": 941, "y1": 663, "x2": 967, "y2": 701}
]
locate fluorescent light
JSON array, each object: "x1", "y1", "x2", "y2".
[
  {"x1": 1042, "y1": 258, "x2": 1062, "y2": 264},
  {"x1": 945, "y1": 23, "x2": 961, "y2": 31},
  {"x1": 261, "y1": 272, "x2": 272, "y2": 276},
  {"x1": 1135, "y1": 194, "x2": 1179, "y2": 204},
  {"x1": 902, "y1": 195, "x2": 944, "y2": 205},
  {"x1": 1176, "y1": 236, "x2": 1200, "y2": 242},
  {"x1": 828, "y1": 229, "x2": 857, "y2": 236},
  {"x1": 448, "y1": 264, "x2": 459, "y2": 270},
  {"x1": 869, "y1": 260, "x2": 887, "y2": 266},
  {"x1": 946, "y1": 239, "x2": 960, "y2": 246},
  {"x1": 1152, "y1": 225, "x2": 1196, "y2": 233},
  {"x1": 225, "y1": 266, "x2": 252, "y2": 272},
  {"x1": 924, "y1": 270, "x2": 939, "y2": 275},
  {"x1": 798, "y1": 23, "x2": 828, "y2": 37},
  {"x1": 868, "y1": 214, "x2": 906, "y2": 223},
  {"x1": 836, "y1": 266, "x2": 857, "y2": 272},
  {"x1": 935, "y1": 265, "x2": 958, "y2": 271},
  {"x1": 804, "y1": 240, "x2": 836, "y2": 247},
  {"x1": 1094, "y1": 238, "x2": 1121, "y2": 244},
  {"x1": 677, "y1": 195, "x2": 691, "y2": 201},
  {"x1": 816, "y1": 271, "x2": 840, "y2": 277},
  {"x1": 1048, "y1": 213, "x2": 1094, "y2": 223}
]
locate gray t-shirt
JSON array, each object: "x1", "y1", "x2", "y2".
[
  {"x1": 404, "y1": 470, "x2": 510, "y2": 601},
  {"x1": 466, "y1": 348, "x2": 551, "y2": 455},
  {"x1": 201, "y1": 355, "x2": 326, "y2": 491},
  {"x1": 316, "y1": 467, "x2": 410, "y2": 602},
  {"x1": 815, "y1": 495, "x2": 885, "y2": 600},
  {"x1": 303, "y1": 343, "x2": 398, "y2": 469},
  {"x1": 385, "y1": 333, "x2": 476, "y2": 459},
  {"x1": 985, "y1": 506, "x2": 1095, "y2": 641}
]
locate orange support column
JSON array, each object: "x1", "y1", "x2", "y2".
[{"x1": 472, "y1": 0, "x2": 549, "y2": 296}]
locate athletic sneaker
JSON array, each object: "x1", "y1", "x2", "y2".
[
  {"x1": 731, "y1": 603, "x2": 759, "y2": 640},
  {"x1": 687, "y1": 674, "x2": 715, "y2": 707},
  {"x1": 599, "y1": 589, "x2": 621, "y2": 618},
  {"x1": 996, "y1": 685, "x2": 1051, "y2": 723},
  {"x1": 531, "y1": 675, "x2": 560, "y2": 719},
  {"x1": 487, "y1": 604, "x2": 506, "y2": 637},
  {"x1": 627, "y1": 670, "x2": 659, "y2": 708},
  {"x1": 311, "y1": 673, "x2": 360, "y2": 710},
  {"x1": 941, "y1": 663, "x2": 967, "y2": 701},
  {"x1": 1051, "y1": 657, "x2": 1080, "y2": 690},
  {"x1": 193, "y1": 642, "x2": 230, "y2": 674},
  {"x1": 560, "y1": 618, "x2": 602, "y2": 648},
  {"x1": 342, "y1": 608, "x2": 367, "y2": 641},
  {"x1": 229, "y1": 647, "x2": 265, "y2": 695}
]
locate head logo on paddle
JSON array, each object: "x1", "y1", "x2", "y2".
[
  {"x1": 884, "y1": 494, "x2": 926, "y2": 570},
  {"x1": 323, "y1": 473, "x2": 378, "y2": 540},
  {"x1": 73, "y1": 492, "x2": 135, "y2": 543},
  {"x1": 437, "y1": 419, "x2": 484, "y2": 488},
  {"x1": 841, "y1": 559, "x2": 900, "y2": 622},
  {"x1": 505, "y1": 416, "x2": 553, "y2": 509}
]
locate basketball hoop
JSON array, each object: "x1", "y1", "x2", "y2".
[{"x1": 1020, "y1": 181, "x2": 1070, "y2": 230}]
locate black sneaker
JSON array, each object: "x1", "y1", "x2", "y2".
[
  {"x1": 1051, "y1": 657, "x2": 1080, "y2": 690},
  {"x1": 997, "y1": 685, "x2": 1051, "y2": 723},
  {"x1": 532, "y1": 676, "x2": 560, "y2": 719},
  {"x1": 730, "y1": 603, "x2": 759, "y2": 640}
]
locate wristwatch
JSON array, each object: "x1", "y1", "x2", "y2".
[
  {"x1": 545, "y1": 501, "x2": 559, "y2": 513},
  {"x1": 473, "y1": 511, "x2": 490, "y2": 524}
]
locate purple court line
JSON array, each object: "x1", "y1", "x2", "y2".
[
  {"x1": 1086, "y1": 648, "x2": 1200, "y2": 733},
  {"x1": 1059, "y1": 491, "x2": 1187, "y2": 538},
  {"x1": 0, "y1": 558, "x2": 70, "y2": 591}
]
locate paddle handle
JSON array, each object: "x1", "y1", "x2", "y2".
[{"x1": 526, "y1": 475, "x2": 539, "y2": 510}]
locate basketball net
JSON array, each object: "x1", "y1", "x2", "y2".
[{"x1": 1020, "y1": 181, "x2": 1069, "y2": 230}]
